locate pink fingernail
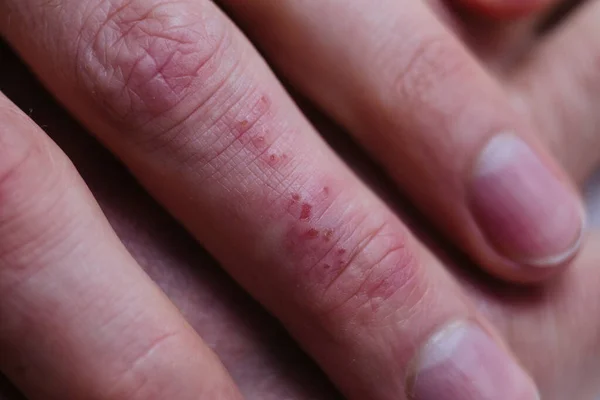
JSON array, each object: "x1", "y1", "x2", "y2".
[
  {"x1": 410, "y1": 322, "x2": 539, "y2": 400},
  {"x1": 470, "y1": 134, "x2": 584, "y2": 267}
]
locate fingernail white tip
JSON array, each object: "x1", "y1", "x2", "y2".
[{"x1": 523, "y1": 205, "x2": 587, "y2": 268}]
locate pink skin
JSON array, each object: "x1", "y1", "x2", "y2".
[
  {"x1": 1, "y1": 0, "x2": 600, "y2": 399},
  {"x1": 0, "y1": 0, "x2": 532, "y2": 394},
  {"x1": 222, "y1": 0, "x2": 583, "y2": 282},
  {"x1": 0, "y1": 106, "x2": 243, "y2": 398},
  {"x1": 1, "y1": 26, "x2": 600, "y2": 399},
  {"x1": 0, "y1": 2, "x2": 496, "y2": 400}
]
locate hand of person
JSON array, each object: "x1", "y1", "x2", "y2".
[
  {"x1": 3, "y1": 19, "x2": 599, "y2": 399},
  {"x1": 0, "y1": 1, "x2": 597, "y2": 400}
]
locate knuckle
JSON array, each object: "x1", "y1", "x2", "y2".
[
  {"x1": 308, "y1": 218, "x2": 426, "y2": 325},
  {"x1": 186, "y1": 89, "x2": 276, "y2": 177},
  {"x1": 105, "y1": 330, "x2": 185, "y2": 400},
  {"x1": 0, "y1": 113, "x2": 41, "y2": 194},
  {"x1": 0, "y1": 110, "x2": 64, "y2": 218},
  {"x1": 75, "y1": 0, "x2": 229, "y2": 133},
  {"x1": 75, "y1": 0, "x2": 280, "y2": 177},
  {"x1": 391, "y1": 33, "x2": 471, "y2": 110},
  {"x1": 0, "y1": 110, "x2": 78, "y2": 287}
]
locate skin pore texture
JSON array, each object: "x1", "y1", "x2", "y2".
[
  {"x1": 1, "y1": 38, "x2": 600, "y2": 400},
  {"x1": 1, "y1": 0, "x2": 600, "y2": 398}
]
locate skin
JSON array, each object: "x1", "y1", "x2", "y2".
[
  {"x1": 220, "y1": 0, "x2": 585, "y2": 280},
  {"x1": 2, "y1": 21, "x2": 600, "y2": 397},
  {"x1": 0, "y1": 1, "x2": 599, "y2": 400},
  {"x1": 0, "y1": 50, "x2": 342, "y2": 400}
]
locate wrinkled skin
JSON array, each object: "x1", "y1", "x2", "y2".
[{"x1": 1, "y1": 1, "x2": 600, "y2": 399}]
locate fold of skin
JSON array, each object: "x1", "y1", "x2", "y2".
[{"x1": 0, "y1": 41, "x2": 599, "y2": 400}]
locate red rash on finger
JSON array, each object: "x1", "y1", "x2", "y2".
[
  {"x1": 300, "y1": 204, "x2": 312, "y2": 220},
  {"x1": 288, "y1": 194, "x2": 300, "y2": 214},
  {"x1": 251, "y1": 136, "x2": 265, "y2": 148},
  {"x1": 67, "y1": 1, "x2": 421, "y2": 312},
  {"x1": 67, "y1": 0, "x2": 425, "y2": 323},
  {"x1": 281, "y1": 191, "x2": 344, "y2": 267},
  {"x1": 268, "y1": 181, "x2": 419, "y2": 315},
  {"x1": 306, "y1": 228, "x2": 320, "y2": 238},
  {"x1": 280, "y1": 205, "x2": 347, "y2": 291},
  {"x1": 267, "y1": 153, "x2": 279, "y2": 166}
]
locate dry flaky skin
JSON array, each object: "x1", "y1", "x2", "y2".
[{"x1": 1, "y1": 24, "x2": 600, "y2": 400}]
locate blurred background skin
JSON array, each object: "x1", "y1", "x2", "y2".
[
  {"x1": 1, "y1": 24, "x2": 600, "y2": 400},
  {"x1": 586, "y1": 172, "x2": 600, "y2": 226}
]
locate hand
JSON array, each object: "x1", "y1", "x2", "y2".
[
  {"x1": 3, "y1": 28, "x2": 599, "y2": 400},
  {"x1": 0, "y1": 1, "x2": 596, "y2": 400}
]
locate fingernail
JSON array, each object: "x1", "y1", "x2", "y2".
[
  {"x1": 409, "y1": 322, "x2": 539, "y2": 400},
  {"x1": 470, "y1": 133, "x2": 584, "y2": 267}
]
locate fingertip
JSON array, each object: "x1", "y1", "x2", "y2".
[
  {"x1": 523, "y1": 205, "x2": 587, "y2": 268},
  {"x1": 469, "y1": 134, "x2": 585, "y2": 278},
  {"x1": 408, "y1": 321, "x2": 540, "y2": 400}
]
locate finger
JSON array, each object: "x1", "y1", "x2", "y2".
[
  {"x1": 459, "y1": 231, "x2": 600, "y2": 400},
  {"x1": 0, "y1": 40, "x2": 342, "y2": 399},
  {"x1": 0, "y1": 94, "x2": 241, "y2": 399},
  {"x1": 221, "y1": 0, "x2": 584, "y2": 279},
  {"x1": 508, "y1": 0, "x2": 600, "y2": 185},
  {"x1": 0, "y1": 1, "x2": 540, "y2": 399}
]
